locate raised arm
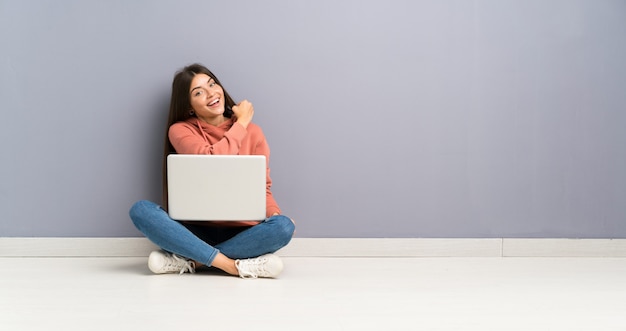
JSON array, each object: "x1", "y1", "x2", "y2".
[{"x1": 168, "y1": 120, "x2": 247, "y2": 155}]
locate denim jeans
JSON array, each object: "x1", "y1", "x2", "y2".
[{"x1": 129, "y1": 200, "x2": 295, "y2": 266}]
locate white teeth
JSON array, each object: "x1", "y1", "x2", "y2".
[{"x1": 209, "y1": 98, "x2": 220, "y2": 106}]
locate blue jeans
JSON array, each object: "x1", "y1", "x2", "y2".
[{"x1": 129, "y1": 200, "x2": 295, "y2": 266}]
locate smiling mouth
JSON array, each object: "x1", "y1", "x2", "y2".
[{"x1": 208, "y1": 98, "x2": 220, "y2": 107}]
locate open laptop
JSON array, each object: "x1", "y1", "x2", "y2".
[{"x1": 166, "y1": 154, "x2": 266, "y2": 221}]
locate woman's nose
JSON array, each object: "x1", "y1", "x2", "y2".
[{"x1": 206, "y1": 85, "x2": 216, "y2": 96}]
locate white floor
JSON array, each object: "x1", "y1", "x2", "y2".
[{"x1": 1, "y1": 257, "x2": 626, "y2": 331}]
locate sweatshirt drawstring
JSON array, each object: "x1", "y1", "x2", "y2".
[{"x1": 195, "y1": 118, "x2": 212, "y2": 145}]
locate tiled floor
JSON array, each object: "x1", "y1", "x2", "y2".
[{"x1": 1, "y1": 257, "x2": 626, "y2": 330}]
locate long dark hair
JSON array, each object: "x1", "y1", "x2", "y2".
[{"x1": 162, "y1": 63, "x2": 236, "y2": 208}]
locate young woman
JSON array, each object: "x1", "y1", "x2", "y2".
[{"x1": 129, "y1": 63, "x2": 295, "y2": 278}]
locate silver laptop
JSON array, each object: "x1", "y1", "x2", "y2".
[{"x1": 167, "y1": 154, "x2": 266, "y2": 221}]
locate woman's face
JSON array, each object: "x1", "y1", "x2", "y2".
[{"x1": 189, "y1": 73, "x2": 225, "y2": 123}]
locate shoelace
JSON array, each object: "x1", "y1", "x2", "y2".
[
  {"x1": 171, "y1": 254, "x2": 196, "y2": 275},
  {"x1": 236, "y1": 256, "x2": 269, "y2": 279}
]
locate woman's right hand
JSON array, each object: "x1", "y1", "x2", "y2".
[{"x1": 232, "y1": 100, "x2": 254, "y2": 129}]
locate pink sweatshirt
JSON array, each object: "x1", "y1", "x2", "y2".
[{"x1": 168, "y1": 117, "x2": 281, "y2": 226}]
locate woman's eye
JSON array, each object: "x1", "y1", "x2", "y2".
[
  {"x1": 194, "y1": 90, "x2": 203, "y2": 97},
  {"x1": 209, "y1": 82, "x2": 216, "y2": 87}
]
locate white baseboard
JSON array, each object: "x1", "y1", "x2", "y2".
[
  {"x1": 1, "y1": 237, "x2": 625, "y2": 258},
  {"x1": 278, "y1": 238, "x2": 503, "y2": 257},
  {"x1": 0, "y1": 238, "x2": 159, "y2": 257},
  {"x1": 503, "y1": 238, "x2": 626, "y2": 257}
]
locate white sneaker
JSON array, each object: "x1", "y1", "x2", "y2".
[
  {"x1": 235, "y1": 254, "x2": 283, "y2": 279},
  {"x1": 148, "y1": 250, "x2": 195, "y2": 275}
]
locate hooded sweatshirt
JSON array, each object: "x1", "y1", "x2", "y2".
[{"x1": 168, "y1": 117, "x2": 281, "y2": 226}]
